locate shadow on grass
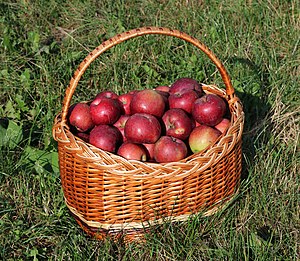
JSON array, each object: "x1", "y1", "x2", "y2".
[{"x1": 227, "y1": 57, "x2": 273, "y2": 182}]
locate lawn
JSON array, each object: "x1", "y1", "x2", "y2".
[{"x1": 0, "y1": 0, "x2": 299, "y2": 260}]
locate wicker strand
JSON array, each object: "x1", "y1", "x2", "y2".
[{"x1": 64, "y1": 191, "x2": 238, "y2": 230}]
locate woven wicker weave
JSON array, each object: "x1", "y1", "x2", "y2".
[{"x1": 52, "y1": 26, "x2": 244, "y2": 242}]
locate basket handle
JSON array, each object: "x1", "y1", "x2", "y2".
[{"x1": 61, "y1": 26, "x2": 235, "y2": 123}]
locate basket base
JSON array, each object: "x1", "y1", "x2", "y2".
[
  {"x1": 73, "y1": 215, "x2": 148, "y2": 243},
  {"x1": 71, "y1": 192, "x2": 238, "y2": 243}
]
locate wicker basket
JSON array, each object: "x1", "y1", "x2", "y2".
[{"x1": 52, "y1": 26, "x2": 244, "y2": 242}]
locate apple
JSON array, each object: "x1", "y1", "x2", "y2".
[
  {"x1": 155, "y1": 89, "x2": 170, "y2": 99},
  {"x1": 89, "y1": 125, "x2": 122, "y2": 152},
  {"x1": 143, "y1": 143, "x2": 155, "y2": 160},
  {"x1": 192, "y1": 94, "x2": 227, "y2": 126},
  {"x1": 190, "y1": 116, "x2": 197, "y2": 129},
  {"x1": 95, "y1": 90, "x2": 119, "y2": 100},
  {"x1": 168, "y1": 89, "x2": 200, "y2": 114},
  {"x1": 169, "y1": 77, "x2": 203, "y2": 96},
  {"x1": 154, "y1": 136, "x2": 188, "y2": 163},
  {"x1": 76, "y1": 131, "x2": 89, "y2": 142},
  {"x1": 157, "y1": 90, "x2": 170, "y2": 109},
  {"x1": 118, "y1": 93, "x2": 134, "y2": 115},
  {"x1": 155, "y1": 90, "x2": 169, "y2": 110},
  {"x1": 68, "y1": 103, "x2": 94, "y2": 132},
  {"x1": 188, "y1": 125, "x2": 221, "y2": 153},
  {"x1": 162, "y1": 108, "x2": 193, "y2": 140},
  {"x1": 113, "y1": 114, "x2": 130, "y2": 141},
  {"x1": 215, "y1": 118, "x2": 230, "y2": 133},
  {"x1": 155, "y1": 85, "x2": 170, "y2": 93},
  {"x1": 90, "y1": 97, "x2": 122, "y2": 125},
  {"x1": 130, "y1": 89, "x2": 166, "y2": 117},
  {"x1": 117, "y1": 142, "x2": 148, "y2": 161},
  {"x1": 128, "y1": 90, "x2": 139, "y2": 95},
  {"x1": 124, "y1": 113, "x2": 162, "y2": 144},
  {"x1": 195, "y1": 121, "x2": 201, "y2": 127}
]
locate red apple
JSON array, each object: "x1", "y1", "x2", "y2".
[
  {"x1": 192, "y1": 94, "x2": 227, "y2": 126},
  {"x1": 162, "y1": 108, "x2": 193, "y2": 140},
  {"x1": 117, "y1": 142, "x2": 148, "y2": 161},
  {"x1": 168, "y1": 89, "x2": 200, "y2": 114},
  {"x1": 118, "y1": 93, "x2": 134, "y2": 115},
  {"x1": 95, "y1": 90, "x2": 119, "y2": 100},
  {"x1": 215, "y1": 118, "x2": 230, "y2": 133},
  {"x1": 154, "y1": 136, "x2": 188, "y2": 163},
  {"x1": 155, "y1": 90, "x2": 169, "y2": 110},
  {"x1": 169, "y1": 77, "x2": 203, "y2": 96},
  {"x1": 124, "y1": 113, "x2": 161, "y2": 144},
  {"x1": 155, "y1": 89, "x2": 170, "y2": 99},
  {"x1": 76, "y1": 131, "x2": 90, "y2": 142},
  {"x1": 190, "y1": 116, "x2": 197, "y2": 129},
  {"x1": 68, "y1": 103, "x2": 94, "y2": 132},
  {"x1": 90, "y1": 97, "x2": 122, "y2": 125},
  {"x1": 128, "y1": 90, "x2": 139, "y2": 95},
  {"x1": 130, "y1": 89, "x2": 166, "y2": 117},
  {"x1": 143, "y1": 143, "x2": 155, "y2": 160},
  {"x1": 188, "y1": 125, "x2": 221, "y2": 153},
  {"x1": 89, "y1": 125, "x2": 122, "y2": 152},
  {"x1": 155, "y1": 85, "x2": 170, "y2": 93},
  {"x1": 113, "y1": 114, "x2": 130, "y2": 141},
  {"x1": 195, "y1": 121, "x2": 201, "y2": 127}
]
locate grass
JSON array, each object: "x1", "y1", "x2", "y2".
[{"x1": 0, "y1": 0, "x2": 299, "y2": 260}]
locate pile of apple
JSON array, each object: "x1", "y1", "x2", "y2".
[{"x1": 68, "y1": 78, "x2": 230, "y2": 163}]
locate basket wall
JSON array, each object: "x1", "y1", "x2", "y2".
[{"x1": 58, "y1": 137, "x2": 242, "y2": 226}]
